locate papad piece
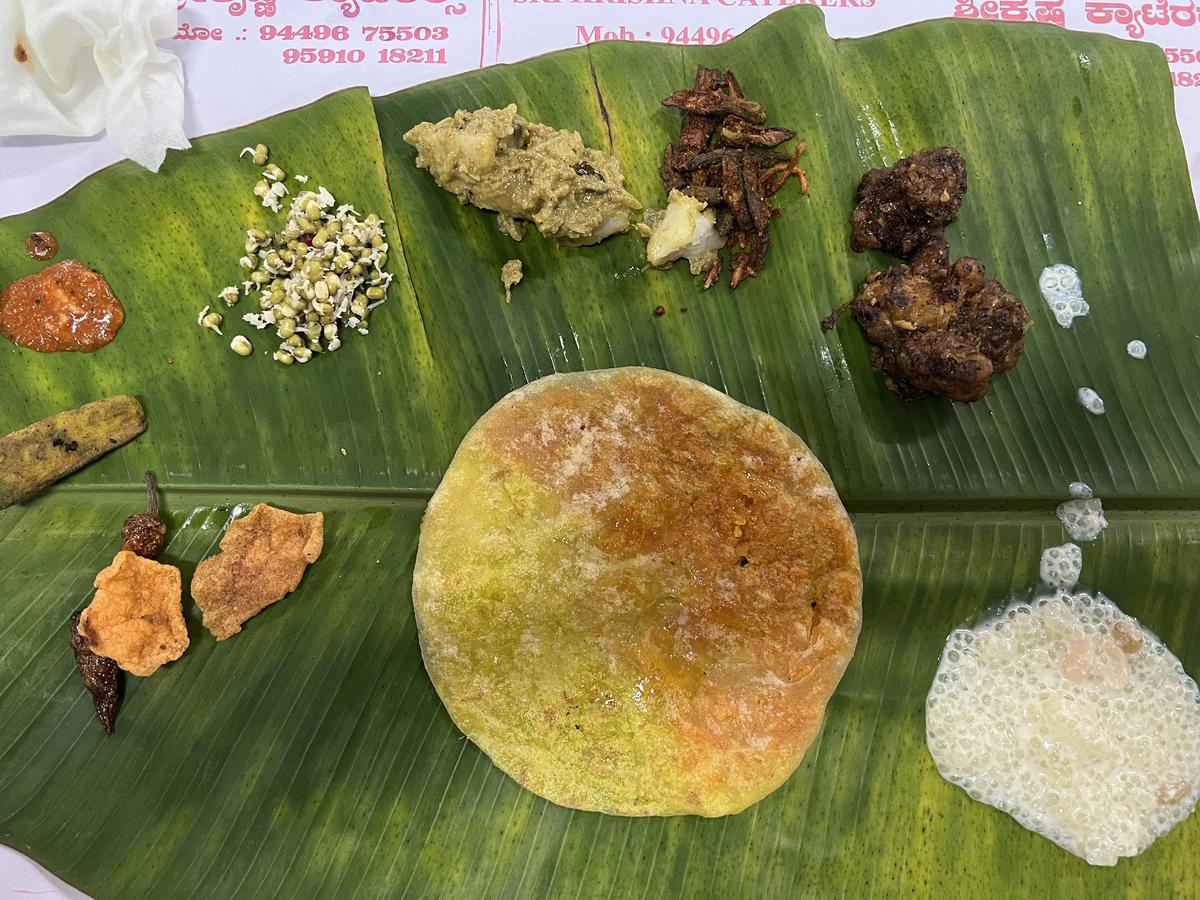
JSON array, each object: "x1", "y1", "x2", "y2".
[
  {"x1": 191, "y1": 503, "x2": 323, "y2": 640},
  {"x1": 79, "y1": 551, "x2": 187, "y2": 677}
]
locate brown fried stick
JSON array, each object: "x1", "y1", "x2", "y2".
[
  {"x1": 661, "y1": 90, "x2": 767, "y2": 125},
  {"x1": 718, "y1": 117, "x2": 795, "y2": 148},
  {"x1": 657, "y1": 65, "x2": 806, "y2": 290}
]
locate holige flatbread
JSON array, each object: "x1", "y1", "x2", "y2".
[{"x1": 413, "y1": 367, "x2": 861, "y2": 816}]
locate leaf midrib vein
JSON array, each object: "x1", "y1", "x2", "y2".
[{"x1": 25, "y1": 482, "x2": 1200, "y2": 517}]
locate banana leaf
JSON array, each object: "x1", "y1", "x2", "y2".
[{"x1": 1, "y1": 7, "x2": 1199, "y2": 897}]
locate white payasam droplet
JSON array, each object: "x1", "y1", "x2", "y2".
[
  {"x1": 1068, "y1": 481, "x2": 1093, "y2": 499},
  {"x1": 925, "y1": 591, "x2": 1200, "y2": 866},
  {"x1": 1127, "y1": 340, "x2": 1147, "y2": 359},
  {"x1": 1038, "y1": 263, "x2": 1089, "y2": 328},
  {"x1": 1057, "y1": 490, "x2": 1108, "y2": 542},
  {"x1": 1039, "y1": 542, "x2": 1083, "y2": 589},
  {"x1": 1077, "y1": 387, "x2": 1105, "y2": 415}
]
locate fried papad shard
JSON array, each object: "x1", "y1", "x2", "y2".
[
  {"x1": 79, "y1": 551, "x2": 187, "y2": 677},
  {"x1": 191, "y1": 503, "x2": 323, "y2": 640}
]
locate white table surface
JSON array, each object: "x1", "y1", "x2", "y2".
[{"x1": 2, "y1": 0, "x2": 1198, "y2": 895}]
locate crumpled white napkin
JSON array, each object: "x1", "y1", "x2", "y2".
[{"x1": 0, "y1": 0, "x2": 189, "y2": 171}]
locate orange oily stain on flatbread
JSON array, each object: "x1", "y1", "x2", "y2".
[
  {"x1": 191, "y1": 504, "x2": 323, "y2": 640},
  {"x1": 79, "y1": 551, "x2": 188, "y2": 677},
  {"x1": 481, "y1": 370, "x2": 859, "y2": 754}
]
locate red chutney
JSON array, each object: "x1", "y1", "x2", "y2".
[{"x1": 0, "y1": 259, "x2": 124, "y2": 353}]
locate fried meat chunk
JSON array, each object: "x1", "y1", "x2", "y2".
[
  {"x1": 850, "y1": 147, "x2": 967, "y2": 257},
  {"x1": 850, "y1": 240, "x2": 1029, "y2": 402}
]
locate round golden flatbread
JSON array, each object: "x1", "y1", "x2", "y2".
[{"x1": 413, "y1": 367, "x2": 861, "y2": 816}]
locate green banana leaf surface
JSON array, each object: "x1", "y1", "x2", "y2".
[{"x1": 1, "y1": 7, "x2": 1198, "y2": 897}]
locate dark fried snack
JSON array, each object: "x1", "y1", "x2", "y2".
[
  {"x1": 676, "y1": 147, "x2": 789, "y2": 173},
  {"x1": 842, "y1": 240, "x2": 1030, "y2": 402},
  {"x1": 658, "y1": 66, "x2": 806, "y2": 291},
  {"x1": 121, "y1": 471, "x2": 166, "y2": 558},
  {"x1": 663, "y1": 66, "x2": 726, "y2": 176},
  {"x1": 850, "y1": 147, "x2": 967, "y2": 258},
  {"x1": 661, "y1": 89, "x2": 766, "y2": 124},
  {"x1": 718, "y1": 117, "x2": 795, "y2": 148},
  {"x1": 69, "y1": 611, "x2": 120, "y2": 735}
]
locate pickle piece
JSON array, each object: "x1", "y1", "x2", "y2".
[{"x1": 0, "y1": 395, "x2": 147, "y2": 509}]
